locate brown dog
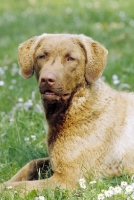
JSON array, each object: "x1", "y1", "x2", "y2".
[{"x1": 1, "y1": 33, "x2": 134, "y2": 193}]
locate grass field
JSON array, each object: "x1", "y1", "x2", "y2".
[{"x1": 0, "y1": 0, "x2": 134, "y2": 199}]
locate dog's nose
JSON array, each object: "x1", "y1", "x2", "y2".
[{"x1": 40, "y1": 73, "x2": 56, "y2": 86}]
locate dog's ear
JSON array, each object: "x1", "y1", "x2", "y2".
[
  {"x1": 80, "y1": 35, "x2": 108, "y2": 83},
  {"x1": 18, "y1": 36, "x2": 38, "y2": 78}
]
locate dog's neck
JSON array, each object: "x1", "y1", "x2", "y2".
[
  {"x1": 41, "y1": 83, "x2": 100, "y2": 145},
  {"x1": 41, "y1": 83, "x2": 84, "y2": 125},
  {"x1": 42, "y1": 98, "x2": 71, "y2": 126},
  {"x1": 41, "y1": 99, "x2": 70, "y2": 146}
]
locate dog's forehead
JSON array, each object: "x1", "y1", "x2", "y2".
[{"x1": 36, "y1": 34, "x2": 82, "y2": 51}]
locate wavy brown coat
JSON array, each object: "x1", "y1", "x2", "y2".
[{"x1": 1, "y1": 34, "x2": 134, "y2": 194}]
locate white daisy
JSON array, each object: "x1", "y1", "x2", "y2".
[
  {"x1": 121, "y1": 181, "x2": 128, "y2": 188},
  {"x1": 114, "y1": 186, "x2": 122, "y2": 194},
  {"x1": 104, "y1": 189, "x2": 114, "y2": 197},
  {"x1": 98, "y1": 193, "x2": 105, "y2": 200},
  {"x1": 125, "y1": 185, "x2": 133, "y2": 194}
]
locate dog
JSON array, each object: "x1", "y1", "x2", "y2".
[{"x1": 1, "y1": 33, "x2": 134, "y2": 194}]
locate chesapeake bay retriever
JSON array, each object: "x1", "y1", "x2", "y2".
[{"x1": 1, "y1": 33, "x2": 134, "y2": 193}]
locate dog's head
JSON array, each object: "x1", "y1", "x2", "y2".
[{"x1": 18, "y1": 34, "x2": 108, "y2": 103}]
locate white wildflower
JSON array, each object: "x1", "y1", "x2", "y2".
[
  {"x1": 112, "y1": 74, "x2": 118, "y2": 80},
  {"x1": 0, "y1": 80, "x2": 4, "y2": 86},
  {"x1": 79, "y1": 182, "x2": 86, "y2": 189},
  {"x1": 78, "y1": 178, "x2": 86, "y2": 184},
  {"x1": 38, "y1": 196, "x2": 45, "y2": 200},
  {"x1": 11, "y1": 63, "x2": 19, "y2": 75},
  {"x1": 112, "y1": 74, "x2": 120, "y2": 85},
  {"x1": 7, "y1": 186, "x2": 13, "y2": 190},
  {"x1": 9, "y1": 85, "x2": 14, "y2": 90},
  {"x1": 31, "y1": 135, "x2": 36, "y2": 140},
  {"x1": 125, "y1": 185, "x2": 133, "y2": 194},
  {"x1": 18, "y1": 98, "x2": 24, "y2": 103},
  {"x1": 109, "y1": 186, "x2": 115, "y2": 191},
  {"x1": 89, "y1": 180, "x2": 96, "y2": 185},
  {"x1": 78, "y1": 178, "x2": 86, "y2": 189},
  {"x1": 24, "y1": 99, "x2": 33, "y2": 111},
  {"x1": 104, "y1": 190, "x2": 113, "y2": 197},
  {"x1": 113, "y1": 79, "x2": 120, "y2": 85},
  {"x1": 0, "y1": 67, "x2": 5, "y2": 75},
  {"x1": 101, "y1": 189, "x2": 106, "y2": 193},
  {"x1": 38, "y1": 145, "x2": 43, "y2": 148},
  {"x1": 114, "y1": 186, "x2": 122, "y2": 194},
  {"x1": 34, "y1": 196, "x2": 45, "y2": 200},
  {"x1": 9, "y1": 118, "x2": 14, "y2": 123},
  {"x1": 98, "y1": 193, "x2": 105, "y2": 200},
  {"x1": 121, "y1": 181, "x2": 128, "y2": 188},
  {"x1": 24, "y1": 137, "x2": 30, "y2": 142}
]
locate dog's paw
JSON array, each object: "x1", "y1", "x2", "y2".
[{"x1": 27, "y1": 157, "x2": 53, "y2": 180}]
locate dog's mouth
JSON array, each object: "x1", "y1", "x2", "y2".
[{"x1": 41, "y1": 90, "x2": 71, "y2": 101}]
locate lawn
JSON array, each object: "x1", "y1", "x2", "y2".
[{"x1": 0, "y1": 0, "x2": 134, "y2": 199}]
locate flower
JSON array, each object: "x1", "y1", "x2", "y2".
[
  {"x1": 98, "y1": 193, "x2": 105, "y2": 200},
  {"x1": 78, "y1": 178, "x2": 86, "y2": 184},
  {"x1": 89, "y1": 180, "x2": 97, "y2": 185},
  {"x1": 0, "y1": 80, "x2": 4, "y2": 86},
  {"x1": 7, "y1": 186, "x2": 13, "y2": 190},
  {"x1": 112, "y1": 74, "x2": 120, "y2": 85},
  {"x1": 11, "y1": 63, "x2": 19, "y2": 75},
  {"x1": 109, "y1": 186, "x2": 115, "y2": 191},
  {"x1": 34, "y1": 196, "x2": 45, "y2": 200},
  {"x1": 78, "y1": 178, "x2": 86, "y2": 189},
  {"x1": 9, "y1": 118, "x2": 14, "y2": 123},
  {"x1": 121, "y1": 181, "x2": 128, "y2": 188},
  {"x1": 125, "y1": 185, "x2": 133, "y2": 194},
  {"x1": 24, "y1": 99, "x2": 33, "y2": 111},
  {"x1": 31, "y1": 135, "x2": 36, "y2": 140},
  {"x1": 114, "y1": 186, "x2": 122, "y2": 194},
  {"x1": 9, "y1": 85, "x2": 14, "y2": 90},
  {"x1": 18, "y1": 98, "x2": 24, "y2": 103},
  {"x1": 79, "y1": 182, "x2": 86, "y2": 189},
  {"x1": 24, "y1": 137, "x2": 30, "y2": 142},
  {"x1": 104, "y1": 190, "x2": 114, "y2": 197},
  {"x1": 0, "y1": 67, "x2": 5, "y2": 75}
]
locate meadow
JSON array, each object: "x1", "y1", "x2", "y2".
[{"x1": 0, "y1": 0, "x2": 134, "y2": 199}]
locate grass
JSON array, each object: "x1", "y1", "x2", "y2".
[{"x1": 0, "y1": 0, "x2": 134, "y2": 199}]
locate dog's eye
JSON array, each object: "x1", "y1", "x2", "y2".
[
  {"x1": 67, "y1": 57, "x2": 75, "y2": 61},
  {"x1": 38, "y1": 55, "x2": 46, "y2": 59}
]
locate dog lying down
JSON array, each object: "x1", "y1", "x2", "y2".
[{"x1": 1, "y1": 33, "x2": 134, "y2": 193}]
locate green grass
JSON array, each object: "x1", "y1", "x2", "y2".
[{"x1": 0, "y1": 0, "x2": 134, "y2": 199}]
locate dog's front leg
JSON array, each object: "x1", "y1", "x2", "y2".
[
  {"x1": 7, "y1": 157, "x2": 52, "y2": 182},
  {"x1": 0, "y1": 172, "x2": 76, "y2": 194}
]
